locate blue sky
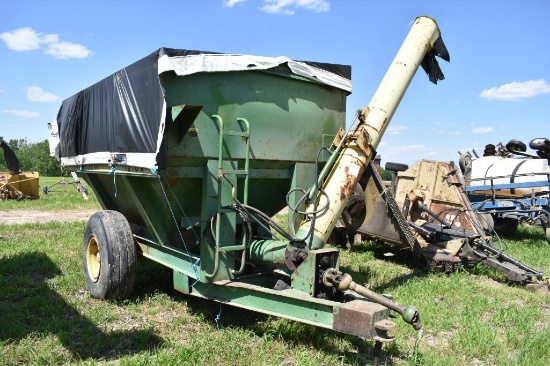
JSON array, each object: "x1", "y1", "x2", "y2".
[{"x1": 1, "y1": 0, "x2": 549, "y2": 166}]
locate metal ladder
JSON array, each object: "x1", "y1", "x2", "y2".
[{"x1": 206, "y1": 115, "x2": 251, "y2": 278}]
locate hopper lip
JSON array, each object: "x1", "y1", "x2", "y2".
[{"x1": 158, "y1": 49, "x2": 351, "y2": 93}]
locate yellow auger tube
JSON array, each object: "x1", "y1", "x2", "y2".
[{"x1": 297, "y1": 16, "x2": 444, "y2": 250}]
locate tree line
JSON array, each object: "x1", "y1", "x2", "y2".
[{"x1": 0, "y1": 138, "x2": 62, "y2": 177}]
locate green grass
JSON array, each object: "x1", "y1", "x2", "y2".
[
  {"x1": 1, "y1": 176, "x2": 101, "y2": 211},
  {"x1": 1, "y1": 182, "x2": 549, "y2": 365},
  {"x1": 338, "y1": 227, "x2": 550, "y2": 366}
]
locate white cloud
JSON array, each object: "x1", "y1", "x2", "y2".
[
  {"x1": 224, "y1": 0, "x2": 249, "y2": 6},
  {"x1": 3, "y1": 109, "x2": 39, "y2": 118},
  {"x1": 472, "y1": 127, "x2": 494, "y2": 134},
  {"x1": 386, "y1": 125, "x2": 408, "y2": 135},
  {"x1": 479, "y1": 79, "x2": 550, "y2": 101},
  {"x1": 26, "y1": 86, "x2": 58, "y2": 102},
  {"x1": 0, "y1": 27, "x2": 93, "y2": 59},
  {"x1": 0, "y1": 27, "x2": 44, "y2": 51},
  {"x1": 45, "y1": 41, "x2": 93, "y2": 59},
  {"x1": 260, "y1": 0, "x2": 330, "y2": 15}
]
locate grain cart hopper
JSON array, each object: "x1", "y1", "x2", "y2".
[
  {"x1": 55, "y1": 16, "x2": 449, "y2": 358},
  {"x1": 0, "y1": 137, "x2": 39, "y2": 200},
  {"x1": 333, "y1": 159, "x2": 547, "y2": 288}
]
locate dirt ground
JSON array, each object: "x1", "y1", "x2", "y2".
[{"x1": 0, "y1": 209, "x2": 98, "y2": 225}]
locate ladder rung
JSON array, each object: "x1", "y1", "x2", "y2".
[
  {"x1": 221, "y1": 169, "x2": 248, "y2": 175},
  {"x1": 224, "y1": 131, "x2": 249, "y2": 137}
]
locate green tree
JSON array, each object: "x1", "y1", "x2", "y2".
[
  {"x1": 379, "y1": 167, "x2": 393, "y2": 181},
  {"x1": 0, "y1": 138, "x2": 61, "y2": 176}
]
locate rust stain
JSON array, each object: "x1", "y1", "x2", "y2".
[
  {"x1": 340, "y1": 186, "x2": 346, "y2": 201},
  {"x1": 340, "y1": 172, "x2": 355, "y2": 201}
]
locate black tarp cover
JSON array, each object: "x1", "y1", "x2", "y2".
[{"x1": 56, "y1": 47, "x2": 352, "y2": 169}]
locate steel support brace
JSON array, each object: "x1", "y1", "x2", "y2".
[
  {"x1": 179, "y1": 278, "x2": 393, "y2": 339},
  {"x1": 135, "y1": 238, "x2": 200, "y2": 281}
]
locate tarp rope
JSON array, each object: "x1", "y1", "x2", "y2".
[
  {"x1": 110, "y1": 165, "x2": 118, "y2": 197},
  {"x1": 214, "y1": 303, "x2": 222, "y2": 330},
  {"x1": 158, "y1": 173, "x2": 226, "y2": 329},
  {"x1": 151, "y1": 168, "x2": 200, "y2": 285}
]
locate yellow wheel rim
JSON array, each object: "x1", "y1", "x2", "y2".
[{"x1": 86, "y1": 236, "x2": 101, "y2": 282}]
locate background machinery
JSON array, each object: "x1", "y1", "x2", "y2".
[
  {"x1": 334, "y1": 158, "x2": 547, "y2": 288},
  {"x1": 0, "y1": 137, "x2": 39, "y2": 200},
  {"x1": 459, "y1": 138, "x2": 550, "y2": 244}
]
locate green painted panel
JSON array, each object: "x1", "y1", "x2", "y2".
[
  {"x1": 190, "y1": 280, "x2": 335, "y2": 329},
  {"x1": 162, "y1": 68, "x2": 346, "y2": 164}
]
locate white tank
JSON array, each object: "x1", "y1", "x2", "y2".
[{"x1": 469, "y1": 156, "x2": 550, "y2": 197}]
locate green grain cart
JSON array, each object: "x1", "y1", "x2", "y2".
[{"x1": 54, "y1": 16, "x2": 449, "y2": 361}]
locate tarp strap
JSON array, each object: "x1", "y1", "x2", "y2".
[
  {"x1": 153, "y1": 169, "x2": 200, "y2": 285},
  {"x1": 110, "y1": 166, "x2": 118, "y2": 198}
]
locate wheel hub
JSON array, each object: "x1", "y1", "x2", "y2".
[{"x1": 86, "y1": 236, "x2": 101, "y2": 282}]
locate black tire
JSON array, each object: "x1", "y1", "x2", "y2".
[
  {"x1": 328, "y1": 227, "x2": 349, "y2": 247},
  {"x1": 458, "y1": 153, "x2": 472, "y2": 174},
  {"x1": 529, "y1": 138, "x2": 550, "y2": 150},
  {"x1": 385, "y1": 162, "x2": 409, "y2": 172},
  {"x1": 542, "y1": 219, "x2": 550, "y2": 245},
  {"x1": 534, "y1": 145, "x2": 550, "y2": 159},
  {"x1": 476, "y1": 212, "x2": 494, "y2": 235},
  {"x1": 492, "y1": 215, "x2": 519, "y2": 237},
  {"x1": 506, "y1": 139, "x2": 527, "y2": 153},
  {"x1": 83, "y1": 210, "x2": 137, "y2": 300}
]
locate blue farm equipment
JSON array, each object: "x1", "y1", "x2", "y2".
[{"x1": 459, "y1": 138, "x2": 550, "y2": 244}]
